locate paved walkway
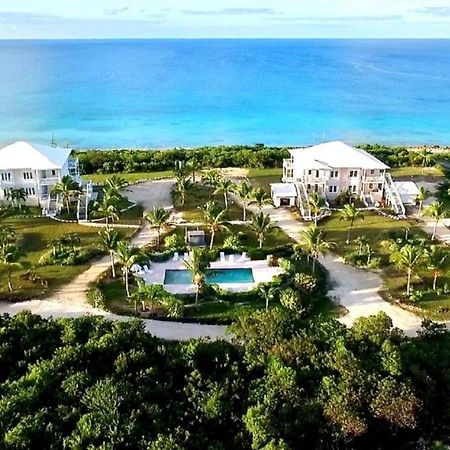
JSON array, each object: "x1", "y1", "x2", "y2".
[
  {"x1": 420, "y1": 218, "x2": 450, "y2": 244},
  {"x1": 0, "y1": 179, "x2": 228, "y2": 342}
]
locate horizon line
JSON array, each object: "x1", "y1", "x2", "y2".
[{"x1": 1, "y1": 37, "x2": 450, "y2": 41}]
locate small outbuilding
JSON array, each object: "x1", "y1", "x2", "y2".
[
  {"x1": 187, "y1": 230, "x2": 206, "y2": 247},
  {"x1": 271, "y1": 183, "x2": 298, "y2": 208},
  {"x1": 393, "y1": 181, "x2": 420, "y2": 205}
]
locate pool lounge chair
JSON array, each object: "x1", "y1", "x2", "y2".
[
  {"x1": 130, "y1": 263, "x2": 141, "y2": 273},
  {"x1": 143, "y1": 265, "x2": 151, "y2": 273},
  {"x1": 183, "y1": 252, "x2": 189, "y2": 261},
  {"x1": 239, "y1": 252, "x2": 248, "y2": 262},
  {"x1": 220, "y1": 251, "x2": 226, "y2": 262},
  {"x1": 229, "y1": 254, "x2": 235, "y2": 263},
  {"x1": 173, "y1": 252, "x2": 179, "y2": 262}
]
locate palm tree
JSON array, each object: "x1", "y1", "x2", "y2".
[
  {"x1": 98, "y1": 227, "x2": 123, "y2": 278},
  {"x1": 426, "y1": 245, "x2": 448, "y2": 290},
  {"x1": 202, "y1": 168, "x2": 220, "y2": 187},
  {"x1": 390, "y1": 244, "x2": 424, "y2": 297},
  {"x1": 307, "y1": 193, "x2": 325, "y2": 225},
  {"x1": 144, "y1": 206, "x2": 171, "y2": 245},
  {"x1": 416, "y1": 186, "x2": 430, "y2": 218},
  {"x1": 299, "y1": 225, "x2": 336, "y2": 273},
  {"x1": 93, "y1": 192, "x2": 121, "y2": 225},
  {"x1": 251, "y1": 187, "x2": 273, "y2": 211},
  {"x1": 173, "y1": 176, "x2": 193, "y2": 206},
  {"x1": 354, "y1": 235, "x2": 369, "y2": 256},
  {"x1": 104, "y1": 175, "x2": 128, "y2": 196},
  {"x1": 116, "y1": 242, "x2": 141, "y2": 297},
  {"x1": 424, "y1": 201, "x2": 448, "y2": 241},
  {"x1": 234, "y1": 181, "x2": 253, "y2": 221},
  {"x1": 250, "y1": 212, "x2": 273, "y2": 248},
  {"x1": 213, "y1": 178, "x2": 235, "y2": 210},
  {"x1": 339, "y1": 203, "x2": 364, "y2": 244},
  {"x1": 184, "y1": 247, "x2": 211, "y2": 307},
  {"x1": 0, "y1": 243, "x2": 21, "y2": 291},
  {"x1": 416, "y1": 147, "x2": 433, "y2": 175},
  {"x1": 199, "y1": 201, "x2": 229, "y2": 249},
  {"x1": 258, "y1": 283, "x2": 279, "y2": 311},
  {"x1": 8, "y1": 188, "x2": 27, "y2": 210},
  {"x1": 186, "y1": 158, "x2": 201, "y2": 183},
  {"x1": 52, "y1": 175, "x2": 80, "y2": 213}
]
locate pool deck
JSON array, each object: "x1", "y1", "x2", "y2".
[{"x1": 136, "y1": 256, "x2": 285, "y2": 295}]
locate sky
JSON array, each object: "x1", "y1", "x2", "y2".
[{"x1": 1, "y1": 0, "x2": 450, "y2": 39}]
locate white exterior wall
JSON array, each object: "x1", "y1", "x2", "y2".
[
  {"x1": 0, "y1": 158, "x2": 80, "y2": 206},
  {"x1": 282, "y1": 158, "x2": 388, "y2": 202}
]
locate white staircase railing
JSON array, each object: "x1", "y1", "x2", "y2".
[
  {"x1": 296, "y1": 181, "x2": 313, "y2": 220},
  {"x1": 384, "y1": 173, "x2": 406, "y2": 217}
]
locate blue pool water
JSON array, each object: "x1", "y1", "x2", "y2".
[
  {"x1": 164, "y1": 268, "x2": 254, "y2": 285},
  {"x1": 0, "y1": 39, "x2": 450, "y2": 147}
]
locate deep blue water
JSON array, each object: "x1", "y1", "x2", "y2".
[
  {"x1": 0, "y1": 39, "x2": 449, "y2": 148},
  {"x1": 164, "y1": 268, "x2": 254, "y2": 285}
]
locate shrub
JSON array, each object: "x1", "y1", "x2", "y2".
[
  {"x1": 164, "y1": 234, "x2": 182, "y2": 250},
  {"x1": 293, "y1": 273, "x2": 317, "y2": 294},
  {"x1": 280, "y1": 288, "x2": 305, "y2": 315},
  {"x1": 86, "y1": 285, "x2": 107, "y2": 309},
  {"x1": 223, "y1": 234, "x2": 241, "y2": 250},
  {"x1": 163, "y1": 296, "x2": 185, "y2": 318},
  {"x1": 277, "y1": 258, "x2": 293, "y2": 272}
]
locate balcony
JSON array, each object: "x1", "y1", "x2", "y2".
[{"x1": 362, "y1": 175, "x2": 385, "y2": 183}]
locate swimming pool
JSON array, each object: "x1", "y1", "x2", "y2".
[{"x1": 164, "y1": 268, "x2": 255, "y2": 285}]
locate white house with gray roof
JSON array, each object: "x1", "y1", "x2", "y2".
[
  {"x1": 0, "y1": 141, "x2": 92, "y2": 219},
  {"x1": 272, "y1": 141, "x2": 406, "y2": 219}
]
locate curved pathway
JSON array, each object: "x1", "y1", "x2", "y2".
[
  {"x1": 231, "y1": 192, "x2": 428, "y2": 336},
  {"x1": 0, "y1": 179, "x2": 228, "y2": 341}
]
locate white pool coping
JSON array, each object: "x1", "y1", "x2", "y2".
[{"x1": 135, "y1": 256, "x2": 285, "y2": 294}]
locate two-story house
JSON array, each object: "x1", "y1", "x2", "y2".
[
  {"x1": 271, "y1": 141, "x2": 406, "y2": 219},
  {"x1": 0, "y1": 141, "x2": 82, "y2": 209}
]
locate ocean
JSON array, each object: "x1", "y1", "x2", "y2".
[{"x1": 0, "y1": 39, "x2": 449, "y2": 149}]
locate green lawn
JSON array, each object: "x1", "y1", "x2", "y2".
[
  {"x1": 246, "y1": 168, "x2": 282, "y2": 192},
  {"x1": 391, "y1": 165, "x2": 444, "y2": 179},
  {"x1": 320, "y1": 211, "x2": 450, "y2": 320},
  {"x1": 174, "y1": 183, "x2": 243, "y2": 222},
  {"x1": 0, "y1": 216, "x2": 102, "y2": 299},
  {"x1": 0, "y1": 216, "x2": 134, "y2": 300},
  {"x1": 82, "y1": 171, "x2": 173, "y2": 184}
]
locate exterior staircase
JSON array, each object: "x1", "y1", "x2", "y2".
[
  {"x1": 77, "y1": 181, "x2": 93, "y2": 222},
  {"x1": 384, "y1": 173, "x2": 406, "y2": 217},
  {"x1": 295, "y1": 181, "x2": 312, "y2": 220}
]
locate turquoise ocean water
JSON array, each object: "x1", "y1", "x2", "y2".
[{"x1": 0, "y1": 39, "x2": 449, "y2": 148}]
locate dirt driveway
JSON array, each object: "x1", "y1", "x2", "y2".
[{"x1": 126, "y1": 179, "x2": 175, "y2": 211}]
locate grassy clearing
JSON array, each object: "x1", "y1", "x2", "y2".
[
  {"x1": 246, "y1": 168, "x2": 282, "y2": 192},
  {"x1": 320, "y1": 211, "x2": 450, "y2": 319},
  {"x1": 170, "y1": 223, "x2": 293, "y2": 249},
  {"x1": 82, "y1": 171, "x2": 173, "y2": 184},
  {"x1": 390, "y1": 166, "x2": 444, "y2": 179},
  {"x1": 0, "y1": 216, "x2": 102, "y2": 298},
  {"x1": 173, "y1": 183, "x2": 243, "y2": 222}
]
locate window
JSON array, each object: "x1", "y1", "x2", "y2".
[
  {"x1": 328, "y1": 186, "x2": 338, "y2": 193},
  {"x1": 369, "y1": 183, "x2": 373, "y2": 189},
  {"x1": 25, "y1": 187, "x2": 35, "y2": 196},
  {"x1": 349, "y1": 170, "x2": 358, "y2": 178},
  {"x1": 330, "y1": 170, "x2": 338, "y2": 178},
  {"x1": 378, "y1": 183, "x2": 383, "y2": 190},
  {"x1": 1, "y1": 172, "x2": 11, "y2": 181},
  {"x1": 370, "y1": 169, "x2": 375, "y2": 175},
  {"x1": 315, "y1": 170, "x2": 320, "y2": 178},
  {"x1": 51, "y1": 170, "x2": 56, "y2": 176},
  {"x1": 351, "y1": 185, "x2": 357, "y2": 193},
  {"x1": 307, "y1": 184, "x2": 311, "y2": 190},
  {"x1": 23, "y1": 172, "x2": 33, "y2": 180},
  {"x1": 308, "y1": 170, "x2": 312, "y2": 176}
]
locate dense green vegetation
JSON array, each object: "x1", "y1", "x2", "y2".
[
  {"x1": 82, "y1": 170, "x2": 173, "y2": 184},
  {"x1": 76, "y1": 144, "x2": 444, "y2": 178},
  {"x1": 0, "y1": 311, "x2": 448, "y2": 449}
]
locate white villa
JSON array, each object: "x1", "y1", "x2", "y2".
[
  {"x1": 0, "y1": 141, "x2": 92, "y2": 219},
  {"x1": 271, "y1": 141, "x2": 406, "y2": 219}
]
